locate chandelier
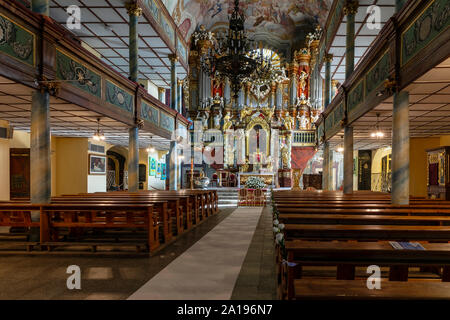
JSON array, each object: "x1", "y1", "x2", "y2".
[{"x1": 196, "y1": 0, "x2": 270, "y2": 99}]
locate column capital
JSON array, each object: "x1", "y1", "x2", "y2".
[
  {"x1": 343, "y1": 0, "x2": 359, "y2": 15},
  {"x1": 158, "y1": 87, "x2": 166, "y2": 94},
  {"x1": 177, "y1": 79, "x2": 184, "y2": 86},
  {"x1": 324, "y1": 53, "x2": 333, "y2": 63},
  {"x1": 169, "y1": 54, "x2": 179, "y2": 63},
  {"x1": 125, "y1": 2, "x2": 142, "y2": 17}
]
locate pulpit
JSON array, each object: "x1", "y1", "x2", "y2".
[{"x1": 427, "y1": 147, "x2": 450, "y2": 200}]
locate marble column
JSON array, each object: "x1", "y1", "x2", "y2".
[
  {"x1": 275, "y1": 83, "x2": 283, "y2": 109},
  {"x1": 30, "y1": 0, "x2": 50, "y2": 242},
  {"x1": 177, "y1": 79, "x2": 183, "y2": 113},
  {"x1": 392, "y1": 91, "x2": 410, "y2": 205},
  {"x1": 343, "y1": 126, "x2": 353, "y2": 194},
  {"x1": 126, "y1": 2, "x2": 141, "y2": 192},
  {"x1": 32, "y1": 0, "x2": 49, "y2": 15},
  {"x1": 269, "y1": 82, "x2": 275, "y2": 107},
  {"x1": 244, "y1": 82, "x2": 251, "y2": 107},
  {"x1": 169, "y1": 54, "x2": 178, "y2": 111},
  {"x1": 126, "y1": 2, "x2": 142, "y2": 82},
  {"x1": 168, "y1": 141, "x2": 178, "y2": 190},
  {"x1": 322, "y1": 141, "x2": 330, "y2": 190},
  {"x1": 344, "y1": 1, "x2": 358, "y2": 79},
  {"x1": 289, "y1": 64, "x2": 298, "y2": 107},
  {"x1": 30, "y1": 90, "x2": 51, "y2": 206},
  {"x1": 158, "y1": 87, "x2": 165, "y2": 103},
  {"x1": 324, "y1": 54, "x2": 333, "y2": 108},
  {"x1": 224, "y1": 78, "x2": 231, "y2": 108},
  {"x1": 128, "y1": 127, "x2": 139, "y2": 192}
]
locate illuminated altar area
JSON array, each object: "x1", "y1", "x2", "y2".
[{"x1": 186, "y1": 8, "x2": 325, "y2": 188}]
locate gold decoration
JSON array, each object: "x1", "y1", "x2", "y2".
[
  {"x1": 125, "y1": 2, "x2": 143, "y2": 16},
  {"x1": 292, "y1": 169, "x2": 303, "y2": 190},
  {"x1": 324, "y1": 53, "x2": 333, "y2": 63},
  {"x1": 343, "y1": 0, "x2": 359, "y2": 15},
  {"x1": 168, "y1": 54, "x2": 179, "y2": 63}
]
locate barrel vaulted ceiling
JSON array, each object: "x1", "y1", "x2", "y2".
[{"x1": 163, "y1": 0, "x2": 332, "y2": 56}]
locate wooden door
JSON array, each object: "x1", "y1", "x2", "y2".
[{"x1": 10, "y1": 148, "x2": 30, "y2": 199}]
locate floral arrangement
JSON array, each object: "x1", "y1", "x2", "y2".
[
  {"x1": 270, "y1": 188, "x2": 286, "y2": 259},
  {"x1": 245, "y1": 176, "x2": 266, "y2": 189}
]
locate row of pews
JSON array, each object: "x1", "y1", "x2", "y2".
[
  {"x1": 0, "y1": 190, "x2": 218, "y2": 253},
  {"x1": 272, "y1": 190, "x2": 450, "y2": 300}
]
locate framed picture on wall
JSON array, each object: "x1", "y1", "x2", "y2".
[
  {"x1": 89, "y1": 154, "x2": 106, "y2": 174},
  {"x1": 161, "y1": 163, "x2": 166, "y2": 180},
  {"x1": 157, "y1": 163, "x2": 161, "y2": 178},
  {"x1": 149, "y1": 157, "x2": 157, "y2": 176}
]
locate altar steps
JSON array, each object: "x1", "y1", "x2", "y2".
[
  {"x1": 215, "y1": 189, "x2": 271, "y2": 207},
  {"x1": 216, "y1": 189, "x2": 239, "y2": 207}
]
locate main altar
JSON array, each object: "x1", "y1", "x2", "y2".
[{"x1": 186, "y1": 21, "x2": 325, "y2": 189}]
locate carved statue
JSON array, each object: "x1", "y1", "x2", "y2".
[
  {"x1": 262, "y1": 106, "x2": 275, "y2": 120},
  {"x1": 298, "y1": 113, "x2": 309, "y2": 130},
  {"x1": 283, "y1": 112, "x2": 294, "y2": 131},
  {"x1": 240, "y1": 106, "x2": 251, "y2": 121},
  {"x1": 197, "y1": 111, "x2": 209, "y2": 129},
  {"x1": 298, "y1": 71, "x2": 308, "y2": 92},
  {"x1": 213, "y1": 110, "x2": 222, "y2": 129},
  {"x1": 292, "y1": 169, "x2": 303, "y2": 190},
  {"x1": 281, "y1": 143, "x2": 290, "y2": 168},
  {"x1": 223, "y1": 111, "x2": 232, "y2": 130}
]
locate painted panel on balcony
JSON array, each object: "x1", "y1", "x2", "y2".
[
  {"x1": 143, "y1": 0, "x2": 175, "y2": 46},
  {"x1": 325, "y1": 0, "x2": 344, "y2": 49},
  {"x1": 141, "y1": 100, "x2": 160, "y2": 126},
  {"x1": 0, "y1": 14, "x2": 34, "y2": 66},
  {"x1": 402, "y1": 0, "x2": 450, "y2": 65},
  {"x1": 365, "y1": 51, "x2": 390, "y2": 96},
  {"x1": 105, "y1": 80, "x2": 134, "y2": 113},
  {"x1": 177, "y1": 35, "x2": 188, "y2": 64},
  {"x1": 318, "y1": 122, "x2": 324, "y2": 141},
  {"x1": 160, "y1": 111, "x2": 175, "y2": 133},
  {"x1": 348, "y1": 79, "x2": 364, "y2": 117},
  {"x1": 56, "y1": 50, "x2": 101, "y2": 98}
]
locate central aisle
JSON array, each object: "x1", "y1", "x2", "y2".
[{"x1": 127, "y1": 207, "x2": 263, "y2": 300}]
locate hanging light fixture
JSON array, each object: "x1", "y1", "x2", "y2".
[
  {"x1": 146, "y1": 136, "x2": 155, "y2": 153},
  {"x1": 195, "y1": 0, "x2": 265, "y2": 99},
  {"x1": 92, "y1": 118, "x2": 105, "y2": 141},
  {"x1": 337, "y1": 135, "x2": 344, "y2": 153},
  {"x1": 370, "y1": 113, "x2": 385, "y2": 138}
]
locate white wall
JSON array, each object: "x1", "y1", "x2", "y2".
[
  {"x1": 148, "y1": 150, "x2": 166, "y2": 190},
  {"x1": 87, "y1": 175, "x2": 106, "y2": 193}
]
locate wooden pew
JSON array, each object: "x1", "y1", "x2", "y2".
[
  {"x1": 294, "y1": 279, "x2": 450, "y2": 300},
  {"x1": 281, "y1": 240, "x2": 450, "y2": 299}
]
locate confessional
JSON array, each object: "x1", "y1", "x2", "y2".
[{"x1": 427, "y1": 147, "x2": 450, "y2": 200}]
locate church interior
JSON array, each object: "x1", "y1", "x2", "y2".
[{"x1": 0, "y1": 0, "x2": 449, "y2": 302}]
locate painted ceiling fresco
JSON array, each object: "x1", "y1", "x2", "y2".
[{"x1": 163, "y1": 0, "x2": 332, "y2": 53}]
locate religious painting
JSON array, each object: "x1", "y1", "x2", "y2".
[
  {"x1": 89, "y1": 155, "x2": 106, "y2": 175},
  {"x1": 149, "y1": 157, "x2": 157, "y2": 176},
  {"x1": 170, "y1": 0, "x2": 331, "y2": 48},
  {"x1": 161, "y1": 163, "x2": 167, "y2": 180},
  {"x1": 157, "y1": 163, "x2": 162, "y2": 178}
]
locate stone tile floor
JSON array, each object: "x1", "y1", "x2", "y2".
[{"x1": 0, "y1": 206, "x2": 277, "y2": 300}]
